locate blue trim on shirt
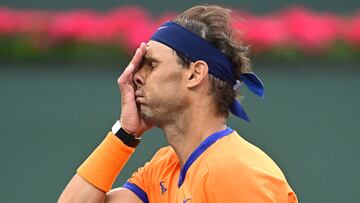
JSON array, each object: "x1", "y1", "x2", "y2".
[
  {"x1": 178, "y1": 127, "x2": 234, "y2": 187},
  {"x1": 122, "y1": 182, "x2": 149, "y2": 203}
]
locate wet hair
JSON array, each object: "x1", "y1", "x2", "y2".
[{"x1": 173, "y1": 5, "x2": 251, "y2": 117}]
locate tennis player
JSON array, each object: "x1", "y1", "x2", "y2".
[{"x1": 59, "y1": 5, "x2": 298, "y2": 203}]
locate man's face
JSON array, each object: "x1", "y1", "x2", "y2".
[{"x1": 133, "y1": 40, "x2": 190, "y2": 126}]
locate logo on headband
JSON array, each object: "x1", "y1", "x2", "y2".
[{"x1": 157, "y1": 26, "x2": 167, "y2": 31}]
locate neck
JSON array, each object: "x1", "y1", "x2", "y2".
[{"x1": 161, "y1": 108, "x2": 226, "y2": 167}]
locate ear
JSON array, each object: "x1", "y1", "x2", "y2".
[{"x1": 186, "y1": 60, "x2": 209, "y2": 88}]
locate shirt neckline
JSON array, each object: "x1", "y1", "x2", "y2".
[{"x1": 177, "y1": 127, "x2": 234, "y2": 188}]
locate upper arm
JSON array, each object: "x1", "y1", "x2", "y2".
[{"x1": 105, "y1": 187, "x2": 143, "y2": 203}]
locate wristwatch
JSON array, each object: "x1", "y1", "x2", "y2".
[{"x1": 111, "y1": 120, "x2": 141, "y2": 148}]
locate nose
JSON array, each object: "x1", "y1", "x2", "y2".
[{"x1": 133, "y1": 69, "x2": 145, "y2": 88}]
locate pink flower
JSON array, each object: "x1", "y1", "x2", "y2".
[
  {"x1": 1, "y1": 6, "x2": 359, "y2": 54},
  {"x1": 0, "y1": 7, "x2": 16, "y2": 34},
  {"x1": 231, "y1": 11, "x2": 253, "y2": 43},
  {"x1": 341, "y1": 12, "x2": 360, "y2": 47},
  {"x1": 243, "y1": 15, "x2": 288, "y2": 51},
  {"x1": 0, "y1": 7, "x2": 51, "y2": 35},
  {"x1": 100, "y1": 7, "x2": 154, "y2": 49},
  {"x1": 47, "y1": 10, "x2": 102, "y2": 42},
  {"x1": 281, "y1": 7, "x2": 340, "y2": 52}
]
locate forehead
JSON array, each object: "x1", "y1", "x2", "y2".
[{"x1": 146, "y1": 40, "x2": 174, "y2": 58}]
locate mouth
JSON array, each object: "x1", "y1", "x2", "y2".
[
  {"x1": 135, "y1": 90, "x2": 145, "y2": 104},
  {"x1": 135, "y1": 90, "x2": 144, "y2": 97},
  {"x1": 136, "y1": 96, "x2": 145, "y2": 104}
]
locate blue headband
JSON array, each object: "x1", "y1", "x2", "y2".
[{"x1": 151, "y1": 21, "x2": 265, "y2": 121}]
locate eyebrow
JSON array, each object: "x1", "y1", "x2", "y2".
[{"x1": 144, "y1": 55, "x2": 161, "y2": 63}]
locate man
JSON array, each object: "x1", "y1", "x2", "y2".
[{"x1": 59, "y1": 5, "x2": 297, "y2": 203}]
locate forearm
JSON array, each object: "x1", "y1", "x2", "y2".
[
  {"x1": 59, "y1": 41, "x2": 148, "y2": 203},
  {"x1": 58, "y1": 132, "x2": 135, "y2": 203},
  {"x1": 58, "y1": 174, "x2": 106, "y2": 203}
]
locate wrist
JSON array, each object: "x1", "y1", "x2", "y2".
[
  {"x1": 77, "y1": 132, "x2": 135, "y2": 192},
  {"x1": 118, "y1": 118, "x2": 145, "y2": 137},
  {"x1": 111, "y1": 120, "x2": 141, "y2": 148},
  {"x1": 121, "y1": 125, "x2": 143, "y2": 138}
]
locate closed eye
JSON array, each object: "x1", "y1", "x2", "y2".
[
  {"x1": 150, "y1": 62, "x2": 157, "y2": 69},
  {"x1": 142, "y1": 55, "x2": 160, "y2": 71}
]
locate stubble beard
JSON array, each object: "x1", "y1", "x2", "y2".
[
  {"x1": 139, "y1": 105, "x2": 157, "y2": 125},
  {"x1": 139, "y1": 99, "x2": 186, "y2": 128}
]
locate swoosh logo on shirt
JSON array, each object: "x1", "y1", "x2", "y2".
[{"x1": 159, "y1": 181, "x2": 167, "y2": 195}]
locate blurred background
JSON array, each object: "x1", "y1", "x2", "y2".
[{"x1": 0, "y1": 0, "x2": 359, "y2": 202}]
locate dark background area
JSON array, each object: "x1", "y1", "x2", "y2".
[
  {"x1": 1, "y1": 61, "x2": 359, "y2": 202},
  {"x1": 0, "y1": 0, "x2": 359, "y2": 202}
]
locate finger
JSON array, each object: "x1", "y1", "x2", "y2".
[
  {"x1": 118, "y1": 42, "x2": 146, "y2": 84},
  {"x1": 124, "y1": 48, "x2": 141, "y2": 75},
  {"x1": 118, "y1": 63, "x2": 135, "y2": 85},
  {"x1": 123, "y1": 63, "x2": 136, "y2": 79},
  {"x1": 130, "y1": 42, "x2": 146, "y2": 67},
  {"x1": 129, "y1": 48, "x2": 141, "y2": 65},
  {"x1": 133, "y1": 43, "x2": 147, "y2": 68},
  {"x1": 139, "y1": 42, "x2": 147, "y2": 54},
  {"x1": 133, "y1": 50, "x2": 144, "y2": 68}
]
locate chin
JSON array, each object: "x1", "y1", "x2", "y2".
[
  {"x1": 140, "y1": 107, "x2": 167, "y2": 127},
  {"x1": 140, "y1": 107, "x2": 155, "y2": 123}
]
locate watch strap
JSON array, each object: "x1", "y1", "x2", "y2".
[{"x1": 111, "y1": 121, "x2": 141, "y2": 148}]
